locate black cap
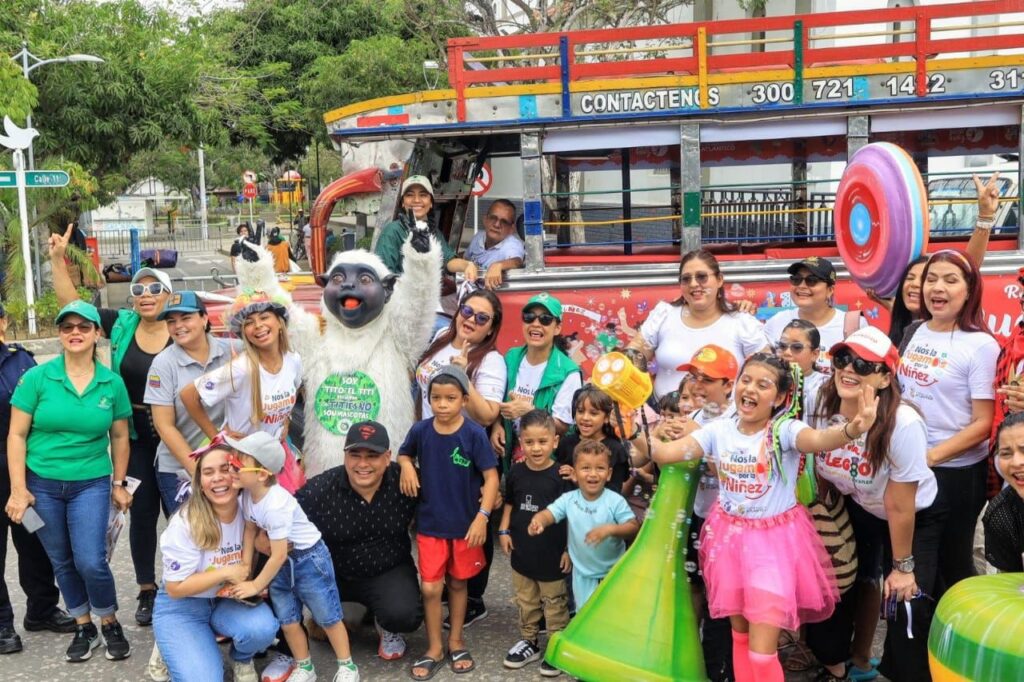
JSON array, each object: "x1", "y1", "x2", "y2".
[
  {"x1": 787, "y1": 256, "x2": 836, "y2": 284},
  {"x1": 344, "y1": 420, "x2": 390, "y2": 453}
]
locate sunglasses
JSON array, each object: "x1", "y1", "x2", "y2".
[
  {"x1": 130, "y1": 282, "x2": 168, "y2": 297},
  {"x1": 832, "y1": 349, "x2": 887, "y2": 376},
  {"x1": 58, "y1": 322, "x2": 95, "y2": 334},
  {"x1": 522, "y1": 310, "x2": 557, "y2": 326},
  {"x1": 680, "y1": 272, "x2": 712, "y2": 286},
  {"x1": 226, "y1": 452, "x2": 266, "y2": 474},
  {"x1": 459, "y1": 305, "x2": 493, "y2": 326},
  {"x1": 775, "y1": 342, "x2": 809, "y2": 354},
  {"x1": 789, "y1": 274, "x2": 826, "y2": 287}
]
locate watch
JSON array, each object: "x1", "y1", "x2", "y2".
[
  {"x1": 112, "y1": 479, "x2": 129, "y2": 488},
  {"x1": 892, "y1": 555, "x2": 915, "y2": 574}
]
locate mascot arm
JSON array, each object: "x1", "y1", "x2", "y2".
[
  {"x1": 235, "y1": 242, "x2": 319, "y2": 356},
  {"x1": 389, "y1": 234, "x2": 443, "y2": 367}
]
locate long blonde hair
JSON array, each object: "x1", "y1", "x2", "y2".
[
  {"x1": 233, "y1": 319, "x2": 290, "y2": 427},
  {"x1": 181, "y1": 446, "x2": 234, "y2": 550}
]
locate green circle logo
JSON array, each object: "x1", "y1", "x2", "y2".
[{"x1": 314, "y1": 372, "x2": 381, "y2": 436}]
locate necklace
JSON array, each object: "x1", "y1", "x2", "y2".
[{"x1": 67, "y1": 369, "x2": 94, "y2": 378}]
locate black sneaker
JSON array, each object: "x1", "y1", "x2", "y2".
[
  {"x1": 540, "y1": 660, "x2": 562, "y2": 677},
  {"x1": 814, "y1": 667, "x2": 851, "y2": 682},
  {"x1": 503, "y1": 639, "x2": 541, "y2": 669},
  {"x1": 102, "y1": 621, "x2": 131, "y2": 661},
  {"x1": 0, "y1": 626, "x2": 23, "y2": 655},
  {"x1": 442, "y1": 599, "x2": 488, "y2": 630},
  {"x1": 23, "y1": 607, "x2": 77, "y2": 633},
  {"x1": 136, "y1": 588, "x2": 157, "y2": 626},
  {"x1": 65, "y1": 623, "x2": 100, "y2": 662}
]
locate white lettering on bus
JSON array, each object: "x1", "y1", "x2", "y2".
[{"x1": 579, "y1": 87, "x2": 720, "y2": 115}]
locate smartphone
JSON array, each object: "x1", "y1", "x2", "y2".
[
  {"x1": 21, "y1": 507, "x2": 45, "y2": 534},
  {"x1": 236, "y1": 595, "x2": 263, "y2": 607}
]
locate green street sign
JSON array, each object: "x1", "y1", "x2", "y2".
[{"x1": 0, "y1": 170, "x2": 70, "y2": 188}]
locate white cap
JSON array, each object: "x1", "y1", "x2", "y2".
[
  {"x1": 225, "y1": 432, "x2": 285, "y2": 474},
  {"x1": 132, "y1": 267, "x2": 173, "y2": 293},
  {"x1": 401, "y1": 175, "x2": 433, "y2": 197},
  {"x1": 829, "y1": 326, "x2": 900, "y2": 373}
]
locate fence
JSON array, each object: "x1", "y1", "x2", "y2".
[{"x1": 93, "y1": 220, "x2": 233, "y2": 258}]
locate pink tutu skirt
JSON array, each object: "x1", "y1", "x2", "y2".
[{"x1": 698, "y1": 503, "x2": 838, "y2": 631}]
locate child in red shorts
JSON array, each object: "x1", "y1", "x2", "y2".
[{"x1": 399, "y1": 366, "x2": 499, "y2": 680}]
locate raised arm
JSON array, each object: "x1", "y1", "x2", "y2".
[
  {"x1": 388, "y1": 234, "x2": 443, "y2": 368},
  {"x1": 795, "y1": 384, "x2": 877, "y2": 453},
  {"x1": 48, "y1": 224, "x2": 80, "y2": 306},
  {"x1": 965, "y1": 172, "x2": 1001, "y2": 268}
]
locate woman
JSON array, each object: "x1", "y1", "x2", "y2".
[
  {"x1": 775, "y1": 318, "x2": 828, "y2": 415},
  {"x1": 763, "y1": 257, "x2": 868, "y2": 369},
  {"x1": 50, "y1": 223, "x2": 173, "y2": 626},
  {"x1": 152, "y1": 444, "x2": 278, "y2": 682},
  {"x1": 806, "y1": 327, "x2": 941, "y2": 682},
  {"x1": 628, "y1": 249, "x2": 770, "y2": 399},
  {"x1": 4, "y1": 301, "x2": 133, "y2": 663},
  {"x1": 899, "y1": 250, "x2": 999, "y2": 592},
  {"x1": 983, "y1": 412, "x2": 1024, "y2": 573}
]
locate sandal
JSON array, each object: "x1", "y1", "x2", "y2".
[
  {"x1": 449, "y1": 648, "x2": 476, "y2": 674},
  {"x1": 409, "y1": 655, "x2": 445, "y2": 680},
  {"x1": 782, "y1": 640, "x2": 817, "y2": 672}
]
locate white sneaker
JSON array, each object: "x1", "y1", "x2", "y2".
[
  {"x1": 375, "y1": 618, "x2": 406, "y2": 660},
  {"x1": 147, "y1": 644, "x2": 170, "y2": 682},
  {"x1": 261, "y1": 652, "x2": 296, "y2": 682},
  {"x1": 232, "y1": 660, "x2": 259, "y2": 682},
  {"x1": 332, "y1": 664, "x2": 360, "y2": 682},
  {"x1": 285, "y1": 666, "x2": 317, "y2": 682}
]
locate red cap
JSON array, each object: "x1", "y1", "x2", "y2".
[
  {"x1": 677, "y1": 344, "x2": 739, "y2": 381},
  {"x1": 829, "y1": 326, "x2": 900, "y2": 373}
]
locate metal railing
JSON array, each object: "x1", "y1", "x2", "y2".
[{"x1": 93, "y1": 220, "x2": 232, "y2": 257}]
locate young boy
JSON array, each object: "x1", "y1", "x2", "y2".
[
  {"x1": 225, "y1": 431, "x2": 358, "y2": 682},
  {"x1": 528, "y1": 439, "x2": 638, "y2": 611},
  {"x1": 398, "y1": 365, "x2": 499, "y2": 680},
  {"x1": 499, "y1": 410, "x2": 572, "y2": 675}
]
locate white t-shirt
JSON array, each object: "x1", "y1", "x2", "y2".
[
  {"x1": 802, "y1": 371, "x2": 830, "y2": 418},
  {"x1": 691, "y1": 404, "x2": 737, "y2": 518},
  {"x1": 763, "y1": 307, "x2": 868, "y2": 372},
  {"x1": 196, "y1": 351, "x2": 302, "y2": 440},
  {"x1": 898, "y1": 324, "x2": 999, "y2": 468},
  {"x1": 509, "y1": 357, "x2": 582, "y2": 427},
  {"x1": 640, "y1": 302, "x2": 769, "y2": 398},
  {"x1": 159, "y1": 508, "x2": 245, "y2": 599},
  {"x1": 814, "y1": 405, "x2": 937, "y2": 520},
  {"x1": 415, "y1": 344, "x2": 507, "y2": 419},
  {"x1": 240, "y1": 485, "x2": 321, "y2": 551},
  {"x1": 691, "y1": 417, "x2": 809, "y2": 519}
]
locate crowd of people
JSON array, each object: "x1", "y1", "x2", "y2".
[{"x1": 0, "y1": 174, "x2": 1022, "y2": 682}]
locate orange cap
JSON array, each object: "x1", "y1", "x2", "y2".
[{"x1": 677, "y1": 344, "x2": 739, "y2": 381}]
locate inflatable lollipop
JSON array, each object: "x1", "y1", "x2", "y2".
[
  {"x1": 834, "y1": 142, "x2": 930, "y2": 298},
  {"x1": 928, "y1": 573, "x2": 1024, "y2": 681}
]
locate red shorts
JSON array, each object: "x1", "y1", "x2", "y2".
[{"x1": 416, "y1": 534, "x2": 486, "y2": 583}]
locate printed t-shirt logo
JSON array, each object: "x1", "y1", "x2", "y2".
[
  {"x1": 97, "y1": 395, "x2": 113, "y2": 410},
  {"x1": 450, "y1": 446, "x2": 471, "y2": 468}
]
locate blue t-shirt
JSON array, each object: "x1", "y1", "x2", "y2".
[
  {"x1": 547, "y1": 488, "x2": 635, "y2": 580},
  {"x1": 399, "y1": 417, "x2": 497, "y2": 539}
]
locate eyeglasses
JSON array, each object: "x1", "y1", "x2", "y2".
[
  {"x1": 58, "y1": 322, "x2": 95, "y2": 334},
  {"x1": 832, "y1": 349, "x2": 886, "y2": 376},
  {"x1": 459, "y1": 305, "x2": 493, "y2": 326},
  {"x1": 226, "y1": 452, "x2": 266, "y2": 474},
  {"x1": 680, "y1": 272, "x2": 712, "y2": 286},
  {"x1": 789, "y1": 274, "x2": 826, "y2": 287},
  {"x1": 485, "y1": 214, "x2": 514, "y2": 229},
  {"x1": 130, "y1": 282, "x2": 168, "y2": 297},
  {"x1": 522, "y1": 310, "x2": 557, "y2": 326},
  {"x1": 775, "y1": 342, "x2": 809, "y2": 354}
]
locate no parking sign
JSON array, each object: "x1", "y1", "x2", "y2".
[{"x1": 472, "y1": 163, "x2": 492, "y2": 197}]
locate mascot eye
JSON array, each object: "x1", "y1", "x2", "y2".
[
  {"x1": 330, "y1": 273, "x2": 345, "y2": 285},
  {"x1": 359, "y1": 273, "x2": 374, "y2": 285}
]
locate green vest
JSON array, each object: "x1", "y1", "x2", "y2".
[
  {"x1": 109, "y1": 308, "x2": 142, "y2": 439},
  {"x1": 502, "y1": 345, "x2": 582, "y2": 471}
]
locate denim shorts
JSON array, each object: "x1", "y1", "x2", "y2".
[{"x1": 269, "y1": 540, "x2": 343, "y2": 627}]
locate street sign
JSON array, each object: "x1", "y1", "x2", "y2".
[
  {"x1": 243, "y1": 170, "x2": 257, "y2": 184},
  {"x1": 0, "y1": 170, "x2": 70, "y2": 188},
  {"x1": 471, "y1": 163, "x2": 492, "y2": 197},
  {"x1": 242, "y1": 182, "x2": 258, "y2": 199}
]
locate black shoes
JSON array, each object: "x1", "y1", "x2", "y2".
[
  {"x1": 136, "y1": 588, "x2": 157, "y2": 626},
  {"x1": 442, "y1": 599, "x2": 489, "y2": 630},
  {"x1": 102, "y1": 621, "x2": 131, "y2": 661},
  {"x1": 65, "y1": 623, "x2": 101, "y2": 662},
  {"x1": 23, "y1": 607, "x2": 77, "y2": 633},
  {"x1": 0, "y1": 626, "x2": 23, "y2": 654}
]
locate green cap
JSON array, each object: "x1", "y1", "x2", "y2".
[
  {"x1": 55, "y1": 300, "x2": 102, "y2": 327},
  {"x1": 524, "y1": 292, "x2": 562, "y2": 319}
]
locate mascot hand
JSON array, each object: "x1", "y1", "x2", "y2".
[{"x1": 409, "y1": 227, "x2": 432, "y2": 254}]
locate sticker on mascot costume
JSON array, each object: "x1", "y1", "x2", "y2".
[
  {"x1": 834, "y1": 142, "x2": 929, "y2": 298},
  {"x1": 314, "y1": 372, "x2": 382, "y2": 435}
]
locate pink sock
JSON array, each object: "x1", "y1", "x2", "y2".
[
  {"x1": 731, "y1": 630, "x2": 754, "y2": 682},
  {"x1": 748, "y1": 650, "x2": 784, "y2": 682}
]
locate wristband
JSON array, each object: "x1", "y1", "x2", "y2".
[
  {"x1": 478, "y1": 508, "x2": 490, "y2": 519},
  {"x1": 975, "y1": 218, "x2": 995, "y2": 230},
  {"x1": 497, "y1": 529, "x2": 511, "y2": 536},
  {"x1": 842, "y1": 423, "x2": 858, "y2": 441}
]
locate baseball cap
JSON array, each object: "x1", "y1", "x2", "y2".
[
  {"x1": 788, "y1": 257, "x2": 836, "y2": 285},
  {"x1": 55, "y1": 300, "x2": 102, "y2": 327},
  {"x1": 158, "y1": 291, "x2": 207, "y2": 320},
  {"x1": 677, "y1": 344, "x2": 739, "y2": 381},
  {"x1": 225, "y1": 431, "x2": 285, "y2": 474},
  {"x1": 344, "y1": 420, "x2": 390, "y2": 453},
  {"x1": 430, "y1": 364, "x2": 470, "y2": 395},
  {"x1": 132, "y1": 267, "x2": 173, "y2": 293},
  {"x1": 524, "y1": 292, "x2": 562, "y2": 320},
  {"x1": 829, "y1": 326, "x2": 900, "y2": 373},
  {"x1": 227, "y1": 289, "x2": 289, "y2": 333},
  {"x1": 401, "y1": 175, "x2": 433, "y2": 197}
]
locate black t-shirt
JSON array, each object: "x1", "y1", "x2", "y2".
[
  {"x1": 99, "y1": 308, "x2": 170, "y2": 443},
  {"x1": 505, "y1": 462, "x2": 572, "y2": 582},
  {"x1": 297, "y1": 463, "x2": 418, "y2": 581},
  {"x1": 983, "y1": 486, "x2": 1024, "y2": 573},
  {"x1": 555, "y1": 432, "x2": 630, "y2": 496}
]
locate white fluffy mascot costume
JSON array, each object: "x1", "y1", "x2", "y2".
[{"x1": 236, "y1": 232, "x2": 441, "y2": 475}]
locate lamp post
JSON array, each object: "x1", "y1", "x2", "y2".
[{"x1": 10, "y1": 42, "x2": 104, "y2": 296}]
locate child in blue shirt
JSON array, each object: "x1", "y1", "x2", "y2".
[{"x1": 529, "y1": 439, "x2": 638, "y2": 609}]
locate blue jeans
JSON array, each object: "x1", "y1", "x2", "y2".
[
  {"x1": 27, "y1": 471, "x2": 117, "y2": 618},
  {"x1": 153, "y1": 590, "x2": 278, "y2": 681},
  {"x1": 269, "y1": 540, "x2": 343, "y2": 627},
  {"x1": 156, "y1": 470, "x2": 185, "y2": 515}
]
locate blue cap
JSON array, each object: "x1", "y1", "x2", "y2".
[
  {"x1": 158, "y1": 291, "x2": 207, "y2": 320},
  {"x1": 55, "y1": 300, "x2": 102, "y2": 327}
]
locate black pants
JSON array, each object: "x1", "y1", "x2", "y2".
[
  {"x1": 932, "y1": 460, "x2": 988, "y2": 593},
  {"x1": 127, "y1": 437, "x2": 167, "y2": 586},
  {"x1": 0, "y1": 457, "x2": 61, "y2": 629},
  {"x1": 338, "y1": 563, "x2": 423, "y2": 634}
]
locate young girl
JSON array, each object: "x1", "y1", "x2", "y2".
[
  {"x1": 652, "y1": 352, "x2": 877, "y2": 682},
  {"x1": 678, "y1": 376, "x2": 700, "y2": 413},
  {"x1": 555, "y1": 385, "x2": 629, "y2": 495},
  {"x1": 625, "y1": 393, "x2": 679, "y2": 519},
  {"x1": 775, "y1": 318, "x2": 828, "y2": 416}
]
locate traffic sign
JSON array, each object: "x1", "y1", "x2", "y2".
[
  {"x1": 0, "y1": 170, "x2": 70, "y2": 188},
  {"x1": 243, "y1": 170, "x2": 257, "y2": 184},
  {"x1": 242, "y1": 182, "x2": 258, "y2": 199},
  {"x1": 471, "y1": 163, "x2": 492, "y2": 197}
]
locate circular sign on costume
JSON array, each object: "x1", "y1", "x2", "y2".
[
  {"x1": 472, "y1": 163, "x2": 492, "y2": 197},
  {"x1": 314, "y1": 372, "x2": 381, "y2": 435}
]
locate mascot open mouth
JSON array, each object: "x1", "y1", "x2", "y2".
[{"x1": 341, "y1": 296, "x2": 362, "y2": 310}]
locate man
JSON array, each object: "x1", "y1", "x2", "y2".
[
  {"x1": 296, "y1": 210, "x2": 312, "y2": 264},
  {"x1": 229, "y1": 223, "x2": 259, "y2": 271},
  {"x1": 463, "y1": 199, "x2": 525, "y2": 290},
  {"x1": 296, "y1": 420, "x2": 421, "y2": 662}
]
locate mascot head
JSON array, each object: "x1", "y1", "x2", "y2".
[{"x1": 319, "y1": 250, "x2": 397, "y2": 329}]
